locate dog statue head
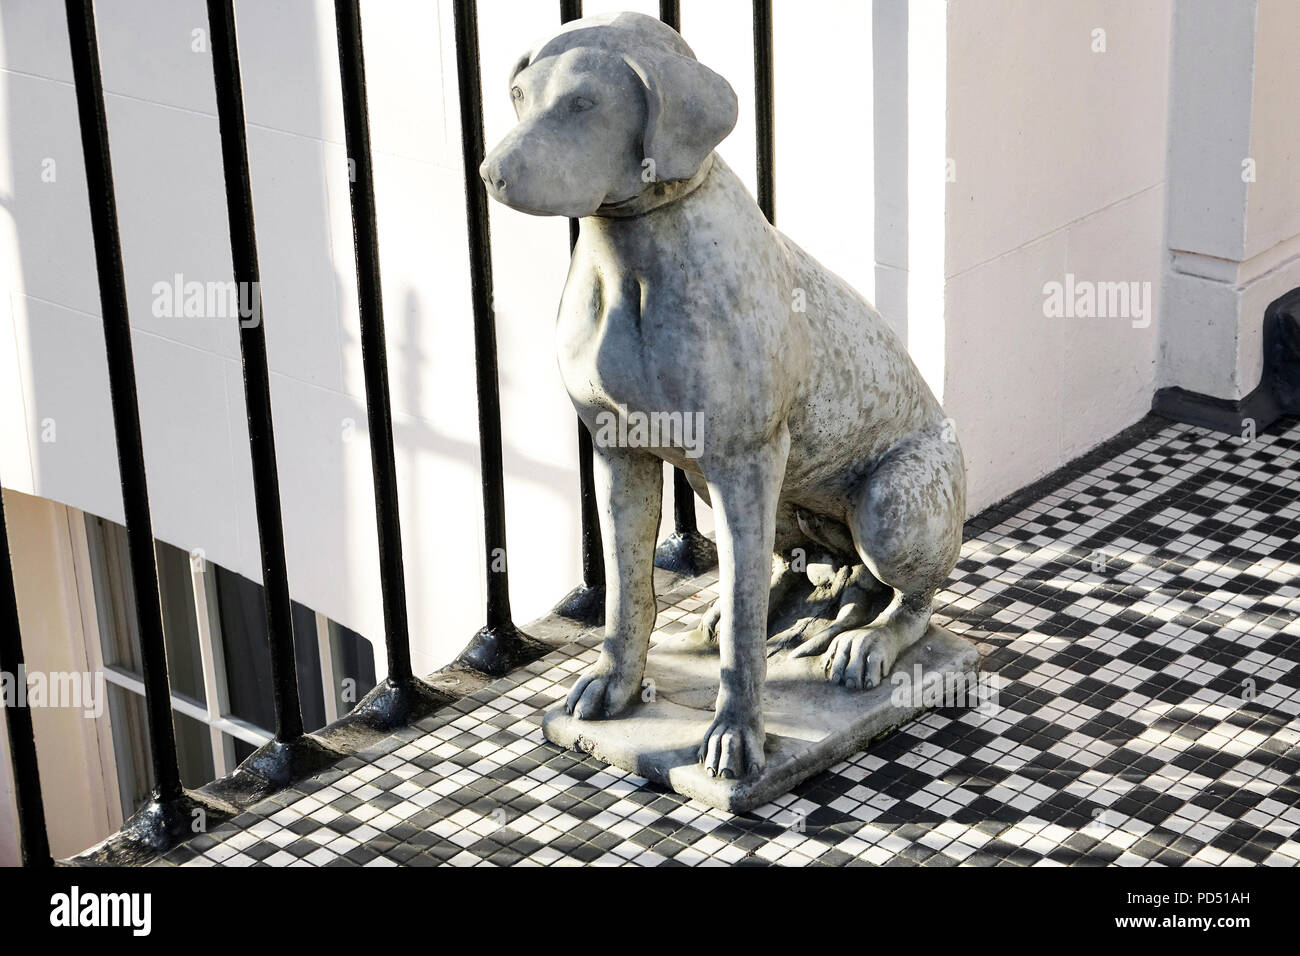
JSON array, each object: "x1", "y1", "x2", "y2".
[{"x1": 480, "y1": 12, "x2": 738, "y2": 218}]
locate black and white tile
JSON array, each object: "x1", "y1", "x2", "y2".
[{"x1": 157, "y1": 417, "x2": 1300, "y2": 867}]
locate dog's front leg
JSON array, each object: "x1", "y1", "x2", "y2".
[
  {"x1": 699, "y1": 434, "x2": 789, "y2": 779},
  {"x1": 565, "y1": 446, "x2": 662, "y2": 719}
]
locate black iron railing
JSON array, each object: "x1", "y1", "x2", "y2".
[
  {"x1": 331, "y1": 0, "x2": 451, "y2": 726},
  {"x1": 205, "y1": 0, "x2": 342, "y2": 785},
  {"x1": 449, "y1": 0, "x2": 546, "y2": 676},
  {"x1": 66, "y1": 0, "x2": 186, "y2": 814},
  {"x1": 1, "y1": 0, "x2": 777, "y2": 866},
  {"x1": 553, "y1": 0, "x2": 606, "y2": 628}
]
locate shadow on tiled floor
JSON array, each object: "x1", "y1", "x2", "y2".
[{"x1": 157, "y1": 417, "x2": 1300, "y2": 867}]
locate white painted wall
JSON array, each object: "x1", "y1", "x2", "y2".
[
  {"x1": 945, "y1": 0, "x2": 1172, "y2": 512},
  {"x1": 1162, "y1": 0, "x2": 1300, "y2": 403}
]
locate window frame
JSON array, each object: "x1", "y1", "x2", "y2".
[{"x1": 70, "y1": 507, "x2": 365, "y2": 818}]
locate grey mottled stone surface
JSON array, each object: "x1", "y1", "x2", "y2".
[
  {"x1": 483, "y1": 11, "x2": 974, "y2": 788},
  {"x1": 543, "y1": 625, "x2": 980, "y2": 813}
]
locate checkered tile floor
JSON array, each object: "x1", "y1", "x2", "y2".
[{"x1": 156, "y1": 417, "x2": 1300, "y2": 867}]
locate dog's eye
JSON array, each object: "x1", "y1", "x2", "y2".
[
  {"x1": 570, "y1": 96, "x2": 595, "y2": 112},
  {"x1": 510, "y1": 86, "x2": 524, "y2": 102}
]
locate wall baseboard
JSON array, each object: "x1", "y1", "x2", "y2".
[
  {"x1": 1153, "y1": 285, "x2": 1300, "y2": 436},
  {"x1": 1150, "y1": 384, "x2": 1277, "y2": 436}
]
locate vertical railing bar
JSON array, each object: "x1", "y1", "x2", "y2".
[
  {"x1": 753, "y1": 0, "x2": 776, "y2": 224},
  {"x1": 653, "y1": 0, "x2": 717, "y2": 578},
  {"x1": 455, "y1": 0, "x2": 512, "y2": 633},
  {"x1": 576, "y1": 417, "x2": 603, "y2": 588},
  {"x1": 659, "y1": 0, "x2": 680, "y2": 33},
  {"x1": 671, "y1": 469, "x2": 699, "y2": 534},
  {"x1": 560, "y1": 0, "x2": 606, "y2": 609},
  {"x1": 333, "y1": 0, "x2": 416, "y2": 684},
  {"x1": 658, "y1": 0, "x2": 693, "y2": 538},
  {"x1": 452, "y1": 0, "x2": 543, "y2": 673},
  {"x1": 0, "y1": 484, "x2": 52, "y2": 866},
  {"x1": 64, "y1": 0, "x2": 184, "y2": 803},
  {"x1": 205, "y1": 0, "x2": 307, "y2": 744}
]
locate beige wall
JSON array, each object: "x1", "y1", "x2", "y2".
[
  {"x1": 1243, "y1": 2, "x2": 1300, "y2": 262},
  {"x1": 945, "y1": 0, "x2": 1171, "y2": 513},
  {"x1": 0, "y1": 687, "x2": 17, "y2": 864},
  {"x1": 1, "y1": 489, "x2": 118, "y2": 862}
]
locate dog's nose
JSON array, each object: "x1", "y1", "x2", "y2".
[{"x1": 479, "y1": 159, "x2": 506, "y2": 192}]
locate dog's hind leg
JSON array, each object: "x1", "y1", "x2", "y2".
[
  {"x1": 566, "y1": 447, "x2": 663, "y2": 719},
  {"x1": 814, "y1": 427, "x2": 964, "y2": 690}
]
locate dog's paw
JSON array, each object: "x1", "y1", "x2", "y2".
[
  {"x1": 565, "y1": 658, "x2": 641, "y2": 720},
  {"x1": 698, "y1": 705, "x2": 766, "y2": 779},
  {"x1": 821, "y1": 625, "x2": 915, "y2": 690}
]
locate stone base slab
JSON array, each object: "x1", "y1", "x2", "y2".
[{"x1": 542, "y1": 625, "x2": 981, "y2": 813}]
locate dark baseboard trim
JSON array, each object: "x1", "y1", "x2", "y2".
[
  {"x1": 1151, "y1": 383, "x2": 1278, "y2": 436},
  {"x1": 1152, "y1": 284, "x2": 1300, "y2": 437}
]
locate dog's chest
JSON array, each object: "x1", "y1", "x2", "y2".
[{"x1": 556, "y1": 262, "x2": 688, "y2": 418}]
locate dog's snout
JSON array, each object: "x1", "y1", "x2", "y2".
[{"x1": 479, "y1": 158, "x2": 506, "y2": 192}]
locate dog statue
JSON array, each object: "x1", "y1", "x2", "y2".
[{"x1": 481, "y1": 12, "x2": 965, "y2": 780}]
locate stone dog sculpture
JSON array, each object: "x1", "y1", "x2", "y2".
[{"x1": 481, "y1": 13, "x2": 966, "y2": 781}]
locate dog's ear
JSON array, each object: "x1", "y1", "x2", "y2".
[
  {"x1": 508, "y1": 49, "x2": 533, "y2": 87},
  {"x1": 622, "y1": 50, "x2": 738, "y2": 183}
]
